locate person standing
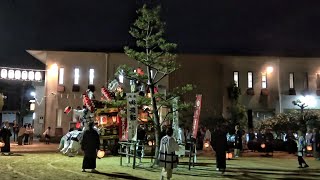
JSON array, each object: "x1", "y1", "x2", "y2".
[
  {"x1": 297, "y1": 130, "x2": 309, "y2": 168},
  {"x1": 234, "y1": 125, "x2": 242, "y2": 158},
  {"x1": 13, "y1": 121, "x2": 19, "y2": 142},
  {"x1": 212, "y1": 126, "x2": 228, "y2": 173},
  {"x1": 81, "y1": 121, "x2": 100, "y2": 172},
  {"x1": 203, "y1": 128, "x2": 211, "y2": 150},
  {"x1": 17, "y1": 125, "x2": 26, "y2": 145},
  {"x1": 312, "y1": 128, "x2": 320, "y2": 160},
  {"x1": 0, "y1": 121, "x2": 12, "y2": 155},
  {"x1": 159, "y1": 127, "x2": 179, "y2": 180},
  {"x1": 43, "y1": 127, "x2": 52, "y2": 144},
  {"x1": 24, "y1": 124, "x2": 31, "y2": 145},
  {"x1": 29, "y1": 125, "x2": 34, "y2": 145}
]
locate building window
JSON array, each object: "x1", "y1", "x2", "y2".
[
  {"x1": 262, "y1": 73, "x2": 267, "y2": 88},
  {"x1": 58, "y1": 68, "x2": 64, "y2": 85},
  {"x1": 119, "y1": 69, "x2": 124, "y2": 83},
  {"x1": 57, "y1": 109, "x2": 62, "y2": 127},
  {"x1": 289, "y1": 72, "x2": 294, "y2": 89},
  {"x1": 74, "y1": 68, "x2": 80, "y2": 85},
  {"x1": 248, "y1": 71, "x2": 253, "y2": 88},
  {"x1": 233, "y1": 71, "x2": 239, "y2": 87},
  {"x1": 89, "y1": 69, "x2": 94, "y2": 85}
]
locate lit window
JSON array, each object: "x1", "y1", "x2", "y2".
[
  {"x1": 1, "y1": 69, "x2": 7, "y2": 78},
  {"x1": 262, "y1": 73, "x2": 267, "y2": 88},
  {"x1": 28, "y1": 71, "x2": 35, "y2": 81},
  {"x1": 119, "y1": 70, "x2": 124, "y2": 83},
  {"x1": 289, "y1": 72, "x2": 294, "y2": 89},
  {"x1": 89, "y1": 69, "x2": 94, "y2": 85},
  {"x1": 58, "y1": 68, "x2": 64, "y2": 85},
  {"x1": 35, "y1": 72, "x2": 42, "y2": 81},
  {"x1": 8, "y1": 70, "x2": 14, "y2": 79},
  {"x1": 14, "y1": 70, "x2": 21, "y2": 79},
  {"x1": 248, "y1": 71, "x2": 253, "y2": 88},
  {"x1": 233, "y1": 71, "x2": 239, "y2": 87},
  {"x1": 74, "y1": 68, "x2": 79, "y2": 85},
  {"x1": 22, "y1": 71, "x2": 28, "y2": 80}
]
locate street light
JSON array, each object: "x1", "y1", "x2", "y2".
[{"x1": 30, "y1": 92, "x2": 36, "y2": 98}]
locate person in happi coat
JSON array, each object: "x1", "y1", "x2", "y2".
[
  {"x1": 159, "y1": 127, "x2": 179, "y2": 180},
  {"x1": 81, "y1": 121, "x2": 100, "y2": 172},
  {"x1": 212, "y1": 126, "x2": 228, "y2": 173},
  {"x1": 0, "y1": 121, "x2": 12, "y2": 154}
]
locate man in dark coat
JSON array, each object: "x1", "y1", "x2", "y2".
[
  {"x1": 0, "y1": 121, "x2": 12, "y2": 155},
  {"x1": 81, "y1": 121, "x2": 100, "y2": 172},
  {"x1": 212, "y1": 126, "x2": 228, "y2": 173}
]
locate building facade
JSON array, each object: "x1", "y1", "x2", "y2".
[{"x1": 28, "y1": 50, "x2": 320, "y2": 135}]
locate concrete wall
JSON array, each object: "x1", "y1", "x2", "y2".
[
  {"x1": 39, "y1": 51, "x2": 169, "y2": 135},
  {"x1": 169, "y1": 55, "x2": 224, "y2": 120}
]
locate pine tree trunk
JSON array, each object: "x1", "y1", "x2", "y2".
[{"x1": 147, "y1": 66, "x2": 161, "y2": 165}]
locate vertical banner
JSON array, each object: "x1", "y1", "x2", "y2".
[
  {"x1": 172, "y1": 97, "x2": 179, "y2": 141},
  {"x1": 119, "y1": 112, "x2": 128, "y2": 141},
  {"x1": 192, "y1": 94, "x2": 202, "y2": 139},
  {"x1": 127, "y1": 93, "x2": 138, "y2": 141}
]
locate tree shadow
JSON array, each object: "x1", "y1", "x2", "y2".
[{"x1": 91, "y1": 171, "x2": 148, "y2": 180}]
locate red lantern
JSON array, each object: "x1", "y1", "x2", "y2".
[
  {"x1": 64, "y1": 106, "x2": 72, "y2": 114},
  {"x1": 136, "y1": 67, "x2": 144, "y2": 75},
  {"x1": 101, "y1": 87, "x2": 111, "y2": 100},
  {"x1": 76, "y1": 121, "x2": 81, "y2": 129}
]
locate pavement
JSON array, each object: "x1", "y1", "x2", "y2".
[{"x1": 9, "y1": 139, "x2": 59, "y2": 153}]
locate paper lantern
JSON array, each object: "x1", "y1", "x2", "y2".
[
  {"x1": 0, "y1": 142, "x2": 5, "y2": 148},
  {"x1": 97, "y1": 150, "x2": 105, "y2": 158},
  {"x1": 226, "y1": 152, "x2": 233, "y2": 159},
  {"x1": 204, "y1": 142, "x2": 210, "y2": 148},
  {"x1": 14, "y1": 70, "x2": 21, "y2": 79},
  {"x1": 1, "y1": 69, "x2": 7, "y2": 78},
  {"x1": 35, "y1": 72, "x2": 42, "y2": 81},
  {"x1": 307, "y1": 145, "x2": 312, "y2": 151},
  {"x1": 64, "y1": 106, "x2": 72, "y2": 114},
  {"x1": 76, "y1": 121, "x2": 81, "y2": 129},
  {"x1": 261, "y1": 143, "x2": 266, "y2": 149},
  {"x1": 148, "y1": 141, "x2": 154, "y2": 146}
]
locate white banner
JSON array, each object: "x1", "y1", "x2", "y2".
[
  {"x1": 127, "y1": 93, "x2": 138, "y2": 141},
  {"x1": 172, "y1": 97, "x2": 179, "y2": 142}
]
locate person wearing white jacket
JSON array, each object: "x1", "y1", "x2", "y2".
[{"x1": 159, "y1": 127, "x2": 179, "y2": 180}]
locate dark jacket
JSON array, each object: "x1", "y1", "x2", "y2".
[{"x1": 81, "y1": 128, "x2": 100, "y2": 157}]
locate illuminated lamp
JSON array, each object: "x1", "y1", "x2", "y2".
[
  {"x1": 76, "y1": 121, "x2": 81, "y2": 129},
  {"x1": 112, "y1": 116, "x2": 117, "y2": 123},
  {"x1": 8, "y1": 70, "x2": 14, "y2": 79},
  {"x1": 204, "y1": 142, "x2": 210, "y2": 148},
  {"x1": 148, "y1": 141, "x2": 154, "y2": 146},
  {"x1": 30, "y1": 103, "x2": 35, "y2": 111},
  {"x1": 1, "y1": 69, "x2": 7, "y2": 78},
  {"x1": 307, "y1": 145, "x2": 312, "y2": 151},
  {"x1": 261, "y1": 143, "x2": 266, "y2": 149},
  {"x1": 0, "y1": 141, "x2": 5, "y2": 148},
  {"x1": 35, "y1": 72, "x2": 42, "y2": 81},
  {"x1": 226, "y1": 152, "x2": 233, "y2": 159},
  {"x1": 266, "y1": 66, "x2": 273, "y2": 74},
  {"x1": 22, "y1": 71, "x2": 28, "y2": 80},
  {"x1": 14, "y1": 70, "x2": 21, "y2": 79},
  {"x1": 28, "y1": 71, "x2": 35, "y2": 81},
  {"x1": 97, "y1": 150, "x2": 105, "y2": 158}
]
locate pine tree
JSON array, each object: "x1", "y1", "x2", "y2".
[{"x1": 122, "y1": 4, "x2": 186, "y2": 162}]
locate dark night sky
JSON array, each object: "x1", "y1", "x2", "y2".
[{"x1": 1, "y1": 0, "x2": 320, "y2": 69}]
